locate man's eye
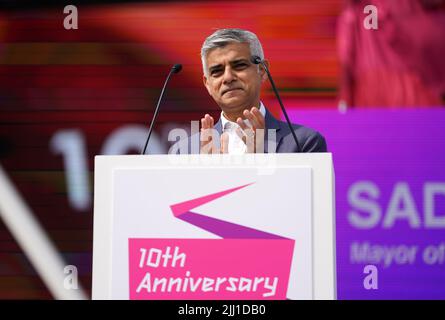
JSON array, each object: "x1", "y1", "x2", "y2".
[{"x1": 211, "y1": 70, "x2": 222, "y2": 76}]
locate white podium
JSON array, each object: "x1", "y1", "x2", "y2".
[{"x1": 92, "y1": 153, "x2": 336, "y2": 300}]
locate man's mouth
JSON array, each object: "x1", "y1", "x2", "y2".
[{"x1": 222, "y1": 88, "x2": 243, "y2": 96}]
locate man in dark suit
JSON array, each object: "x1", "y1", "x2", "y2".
[{"x1": 179, "y1": 28, "x2": 327, "y2": 154}]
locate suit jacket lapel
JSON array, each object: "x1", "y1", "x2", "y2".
[{"x1": 214, "y1": 118, "x2": 223, "y2": 135}]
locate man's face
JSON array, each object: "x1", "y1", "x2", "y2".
[{"x1": 203, "y1": 42, "x2": 267, "y2": 118}]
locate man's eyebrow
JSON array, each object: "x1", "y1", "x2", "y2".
[
  {"x1": 230, "y1": 58, "x2": 249, "y2": 64},
  {"x1": 208, "y1": 59, "x2": 250, "y2": 72},
  {"x1": 209, "y1": 64, "x2": 223, "y2": 72}
]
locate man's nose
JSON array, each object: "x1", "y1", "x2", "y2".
[{"x1": 222, "y1": 66, "x2": 236, "y2": 84}]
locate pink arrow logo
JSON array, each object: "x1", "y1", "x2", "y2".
[{"x1": 169, "y1": 183, "x2": 288, "y2": 239}]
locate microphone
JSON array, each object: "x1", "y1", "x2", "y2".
[
  {"x1": 250, "y1": 55, "x2": 301, "y2": 152},
  {"x1": 141, "y1": 63, "x2": 182, "y2": 155}
]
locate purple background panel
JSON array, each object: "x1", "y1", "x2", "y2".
[{"x1": 286, "y1": 108, "x2": 445, "y2": 299}]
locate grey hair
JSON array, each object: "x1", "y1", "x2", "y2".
[{"x1": 201, "y1": 28, "x2": 265, "y2": 76}]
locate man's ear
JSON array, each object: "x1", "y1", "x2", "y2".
[
  {"x1": 203, "y1": 74, "x2": 212, "y2": 95},
  {"x1": 259, "y1": 59, "x2": 269, "y2": 83}
]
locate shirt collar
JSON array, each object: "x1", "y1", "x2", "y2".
[{"x1": 221, "y1": 101, "x2": 266, "y2": 130}]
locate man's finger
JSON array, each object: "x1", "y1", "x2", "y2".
[
  {"x1": 204, "y1": 114, "x2": 214, "y2": 128},
  {"x1": 243, "y1": 110, "x2": 259, "y2": 131},
  {"x1": 251, "y1": 107, "x2": 265, "y2": 128},
  {"x1": 200, "y1": 114, "x2": 215, "y2": 153},
  {"x1": 245, "y1": 107, "x2": 265, "y2": 129},
  {"x1": 201, "y1": 118, "x2": 207, "y2": 130},
  {"x1": 201, "y1": 116, "x2": 208, "y2": 130},
  {"x1": 236, "y1": 117, "x2": 249, "y2": 131}
]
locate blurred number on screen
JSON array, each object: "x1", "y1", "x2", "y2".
[
  {"x1": 50, "y1": 129, "x2": 91, "y2": 211},
  {"x1": 50, "y1": 125, "x2": 167, "y2": 212}
]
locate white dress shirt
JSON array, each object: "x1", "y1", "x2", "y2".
[{"x1": 220, "y1": 102, "x2": 266, "y2": 154}]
